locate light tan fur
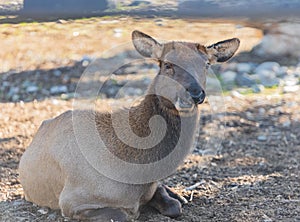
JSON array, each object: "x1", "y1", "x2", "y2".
[{"x1": 19, "y1": 30, "x2": 240, "y2": 221}]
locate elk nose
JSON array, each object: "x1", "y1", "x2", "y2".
[
  {"x1": 191, "y1": 89, "x2": 206, "y2": 104},
  {"x1": 188, "y1": 83, "x2": 206, "y2": 104}
]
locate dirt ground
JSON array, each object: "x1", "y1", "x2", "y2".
[{"x1": 0, "y1": 16, "x2": 299, "y2": 221}]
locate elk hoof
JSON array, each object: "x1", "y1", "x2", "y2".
[{"x1": 148, "y1": 185, "x2": 182, "y2": 218}]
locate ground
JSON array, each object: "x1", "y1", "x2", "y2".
[{"x1": 0, "y1": 16, "x2": 299, "y2": 222}]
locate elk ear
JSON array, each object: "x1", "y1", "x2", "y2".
[
  {"x1": 132, "y1": 30, "x2": 163, "y2": 59},
  {"x1": 206, "y1": 38, "x2": 240, "y2": 63}
]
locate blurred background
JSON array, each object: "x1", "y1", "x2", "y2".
[{"x1": 0, "y1": 1, "x2": 299, "y2": 221}]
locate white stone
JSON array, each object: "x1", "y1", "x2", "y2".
[
  {"x1": 283, "y1": 85, "x2": 300, "y2": 93},
  {"x1": 257, "y1": 70, "x2": 280, "y2": 87},
  {"x1": 50, "y1": 85, "x2": 68, "y2": 94},
  {"x1": 236, "y1": 63, "x2": 252, "y2": 73},
  {"x1": 220, "y1": 71, "x2": 237, "y2": 83},
  {"x1": 255, "y1": 62, "x2": 280, "y2": 74},
  {"x1": 26, "y1": 85, "x2": 39, "y2": 93},
  {"x1": 257, "y1": 135, "x2": 267, "y2": 141},
  {"x1": 53, "y1": 70, "x2": 62, "y2": 77}
]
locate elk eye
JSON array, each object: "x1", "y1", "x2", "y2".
[{"x1": 164, "y1": 63, "x2": 173, "y2": 70}]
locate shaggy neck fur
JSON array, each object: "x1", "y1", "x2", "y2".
[{"x1": 96, "y1": 81, "x2": 198, "y2": 164}]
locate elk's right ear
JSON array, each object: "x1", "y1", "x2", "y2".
[{"x1": 132, "y1": 30, "x2": 163, "y2": 59}]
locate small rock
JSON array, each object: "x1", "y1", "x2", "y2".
[
  {"x1": 236, "y1": 63, "x2": 253, "y2": 73},
  {"x1": 220, "y1": 71, "x2": 237, "y2": 89},
  {"x1": 62, "y1": 75, "x2": 70, "y2": 84},
  {"x1": 257, "y1": 135, "x2": 267, "y2": 141},
  {"x1": 258, "y1": 107, "x2": 266, "y2": 115},
  {"x1": 81, "y1": 55, "x2": 92, "y2": 67},
  {"x1": 251, "y1": 84, "x2": 265, "y2": 93},
  {"x1": 235, "y1": 73, "x2": 256, "y2": 87},
  {"x1": 99, "y1": 20, "x2": 119, "y2": 24},
  {"x1": 47, "y1": 212, "x2": 57, "y2": 220},
  {"x1": 282, "y1": 120, "x2": 291, "y2": 128},
  {"x1": 73, "y1": 31, "x2": 79, "y2": 37},
  {"x1": 56, "y1": 19, "x2": 67, "y2": 24},
  {"x1": 231, "y1": 90, "x2": 244, "y2": 99},
  {"x1": 22, "y1": 80, "x2": 33, "y2": 88},
  {"x1": 53, "y1": 70, "x2": 62, "y2": 77},
  {"x1": 2, "y1": 81, "x2": 10, "y2": 87},
  {"x1": 282, "y1": 75, "x2": 299, "y2": 86},
  {"x1": 37, "y1": 208, "x2": 49, "y2": 214},
  {"x1": 276, "y1": 66, "x2": 288, "y2": 77},
  {"x1": 41, "y1": 89, "x2": 50, "y2": 96},
  {"x1": 221, "y1": 71, "x2": 237, "y2": 83},
  {"x1": 142, "y1": 77, "x2": 151, "y2": 85},
  {"x1": 61, "y1": 93, "x2": 75, "y2": 100},
  {"x1": 106, "y1": 87, "x2": 118, "y2": 97},
  {"x1": 257, "y1": 70, "x2": 280, "y2": 87},
  {"x1": 26, "y1": 85, "x2": 39, "y2": 93},
  {"x1": 11, "y1": 94, "x2": 20, "y2": 102},
  {"x1": 255, "y1": 61, "x2": 280, "y2": 73},
  {"x1": 283, "y1": 85, "x2": 300, "y2": 93},
  {"x1": 8, "y1": 86, "x2": 19, "y2": 97},
  {"x1": 50, "y1": 85, "x2": 68, "y2": 94},
  {"x1": 12, "y1": 199, "x2": 25, "y2": 206},
  {"x1": 82, "y1": 60, "x2": 89, "y2": 67},
  {"x1": 113, "y1": 28, "x2": 123, "y2": 38}
]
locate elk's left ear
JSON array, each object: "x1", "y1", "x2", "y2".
[
  {"x1": 132, "y1": 30, "x2": 163, "y2": 59},
  {"x1": 206, "y1": 38, "x2": 240, "y2": 63}
]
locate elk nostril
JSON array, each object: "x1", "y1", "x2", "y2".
[{"x1": 191, "y1": 90, "x2": 206, "y2": 104}]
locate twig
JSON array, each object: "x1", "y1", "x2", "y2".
[
  {"x1": 189, "y1": 190, "x2": 195, "y2": 202},
  {"x1": 185, "y1": 180, "x2": 205, "y2": 191}
]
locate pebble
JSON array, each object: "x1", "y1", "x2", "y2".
[
  {"x1": 50, "y1": 85, "x2": 68, "y2": 94},
  {"x1": 56, "y1": 19, "x2": 67, "y2": 24},
  {"x1": 53, "y1": 70, "x2": 62, "y2": 77},
  {"x1": 246, "y1": 111, "x2": 253, "y2": 120},
  {"x1": 251, "y1": 84, "x2": 265, "y2": 93},
  {"x1": 8, "y1": 86, "x2": 19, "y2": 97},
  {"x1": 257, "y1": 135, "x2": 267, "y2": 141},
  {"x1": 106, "y1": 87, "x2": 118, "y2": 97},
  {"x1": 37, "y1": 208, "x2": 49, "y2": 215},
  {"x1": 231, "y1": 90, "x2": 245, "y2": 99},
  {"x1": 254, "y1": 61, "x2": 281, "y2": 73},
  {"x1": 283, "y1": 85, "x2": 300, "y2": 93},
  {"x1": 257, "y1": 70, "x2": 280, "y2": 87},
  {"x1": 220, "y1": 71, "x2": 237, "y2": 89},
  {"x1": 47, "y1": 213, "x2": 57, "y2": 220},
  {"x1": 11, "y1": 94, "x2": 20, "y2": 102},
  {"x1": 2, "y1": 81, "x2": 10, "y2": 87},
  {"x1": 26, "y1": 85, "x2": 39, "y2": 93},
  {"x1": 73, "y1": 31, "x2": 80, "y2": 37},
  {"x1": 12, "y1": 199, "x2": 25, "y2": 206},
  {"x1": 282, "y1": 75, "x2": 299, "y2": 86},
  {"x1": 282, "y1": 120, "x2": 291, "y2": 128},
  {"x1": 21, "y1": 80, "x2": 33, "y2": 88},
  {"x1": 62, "y1": 75, "x2": 70, "y2": 84},
  {"x1": 235, "y1": 73, "x2": 256, "y2": 87},
  {"x1": 258, "y1": 107, "x2": 266, "y2": 115},
  {"x1": 113, "y1": 28, "x2": 123, "y2": 38},
  {"x1": 60, "y1": 93, "x2": 75, "y2": 100},
  {"x1": 236, "y1": 62, "x2": 253, "y2": 73},
  {"x1": 99, "y1": 20, "x2": 119, "y2": 24},
  {"x1": 276, "y1": 66, "x2": 288, "y2": 77}
]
